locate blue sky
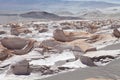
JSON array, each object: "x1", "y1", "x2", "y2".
[
  {"x1": 0, "y1": 0, "x2": 120, "y2": 3},
  {"x1": 0, "y1": 0, "x2": 119, "y2": 4},
  {"x1": 0, "y1": 0, "x2": 120, "y2": 11},
  {"x1": 63, "y1": 0, "x2": 120, "y2": 3}
]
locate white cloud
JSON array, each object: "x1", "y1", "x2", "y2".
[{"x1": 62, "y1": 0, "x2": 120, "y2": 3}]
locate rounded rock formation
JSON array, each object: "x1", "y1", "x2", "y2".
[
  {"x1": 53, "y1": 29, "x2": 67, "y2": 42},
  {"x1": 1, "y1": 37, "x2": 29, "y2": 50}
]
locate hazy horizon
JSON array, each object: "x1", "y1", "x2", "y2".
[{"x1": 0, "y1": 0, "x2": 120, "y2": 12}]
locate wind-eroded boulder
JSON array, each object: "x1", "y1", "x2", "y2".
[
  {"x1": 10, "y1": 58, "x2": 30, "y2": 75},
  {"x1": 53, "y1": 29, "x2": 90, "y2": 42},
  {"x1": 1, "y1": 37, "x2": 29, "y2": 50},
  {"x1": 0, "y1": 37, "x2": 36, "y2": 55}
]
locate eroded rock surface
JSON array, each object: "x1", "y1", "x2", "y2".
[{"x1": 0, "y1": 20, "x2": 120, "y2": 80}]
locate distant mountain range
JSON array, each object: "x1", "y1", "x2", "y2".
[
  {"x1": 0, "y1": 0, "x2": 120, "y2": 19},
  {"x1": 0, "y1": 11, "x2": 81, "y2": 20},
  {"x1": 20, "y1": 11, "x2": 81, "y2": 20},
  {"x1": 20, "y1": 11, "x2": 59, "y2": 19}
]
